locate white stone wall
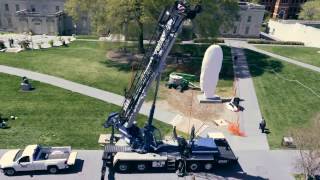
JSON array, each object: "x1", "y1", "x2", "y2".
[
  {"x1": 220, "y1": 3, "x2": 265, "y2": 38},
  {"x1": 0, "y1": 0, "x2": 89, "y2": 35},
  {"x1": 268, "y1": 20, "x2": 320, "y2": 48}
]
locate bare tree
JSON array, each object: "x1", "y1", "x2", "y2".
[{"x1": 292, "y1": 114, "x2": 320, "y2": 180}]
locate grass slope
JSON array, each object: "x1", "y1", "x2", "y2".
[
  {"x1": 256, "y1": 45, "x2": 320, "y2": 67},
  {"x1": 0, "y1": 73, "x2": 172, "y2": 149},
  {"x1": 0, "y1": 41, "x2": 234, "y2": 97},
  {"x1": 245, "y1": 50, "x2": 320, "y2": 148}
]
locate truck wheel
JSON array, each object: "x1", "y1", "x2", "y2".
[
  {"x1": 137, "y1": 163, "x2": 147, "y2": 171},
  {"x1": 3, "y1": 168, "x2": 15, "y2": 176},
  {"x1": 118, "y1": 163, "x2": 128, "y2": 172},
  {"x1": 189, "y1": 163, "x2": 199, "y2": 171},
  {"x1": 48, "y1": 166, "x2": 58, "y2": 174},
  {"x1": 204, "y1": 163, "x2": 213, "y2": 170}
]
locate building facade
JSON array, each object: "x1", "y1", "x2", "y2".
[
  {"x1": 0, "y1": 0, "x2": 90, "y2": 35},
  {"x1": 220, "y1": 2, "x2": 265, "y2": 38},
  {"x1": 260, "y1": 0, "x2": 308, "y2": 19}
]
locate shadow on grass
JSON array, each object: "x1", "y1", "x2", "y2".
[
  {"x1": 101, "y1": 44, "x2": 235, "y2": 83},
  {"x1": 102, "y1": 60, "x2": 134, "y2": 72},
  {"x1": 6, "y1": 159, "x2": 84, "y2": 177},
  {"x1": 245, "y1": 49, "x2": 284, "y2": 77}
]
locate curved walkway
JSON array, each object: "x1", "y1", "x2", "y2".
[
  {"x1": 0, "y1": 65, "x2": 176, "y2": 124},
  {"x1": 235, "y1": 40, "x2": 320, "y2": 73}
]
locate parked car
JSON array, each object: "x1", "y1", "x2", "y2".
[{"x1": 0, "y1": 144, "x2": 77, "y2": 176}]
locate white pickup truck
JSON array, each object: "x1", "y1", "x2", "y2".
[{"x1": 0, "y1": 144, "x2": 77, "y2": 176}]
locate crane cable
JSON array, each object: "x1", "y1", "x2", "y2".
[{"x1": 249, "y1": 64, "x2": 320, "y2": 99}]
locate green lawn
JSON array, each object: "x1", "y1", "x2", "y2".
[
  {"x1": 76, "y1": 35, "x2": 100, "y2": 40},
  {"x1": 0, "y1": 73, "x2": 172, "y2": 149},
  {"x1": 245, "y1": 49, "x2": 320, "y2": 148},
  {"x1": 0, "y1": 41, "x2": 234, "y2": 97},
  {"x1": 256, "y1": 45, "x2": 320, "y2": 67},
  {"x1": 0, "y1": 41, "x2": 131, "y2": 95}
]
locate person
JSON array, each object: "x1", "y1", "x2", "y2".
[{"x1": 259, "y1": 117, "x2": 266, "y2": 133}]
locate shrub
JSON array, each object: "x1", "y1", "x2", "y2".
[
  {"x1": 193, "y1": 38, "x2": 225, "y2": 44},
  {"x1": 247, "y1": 40, "x2": 304, "y2": 45},
  {"x1": 48, "y1": 40, "x2": 54, "y2": 47},
  {"x1": 18, "y1": 40, "x2": 30, "y2": 49},
  {"x1": 0, "y1": 40, "x2": 6, "y2": 50}
]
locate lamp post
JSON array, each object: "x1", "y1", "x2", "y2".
[
  {"x1": 29, "y1": 32, "x2": 33, "y2": 50},
  {"x1": 73, "y1": 24, "x2": 77, "y2": 37}
]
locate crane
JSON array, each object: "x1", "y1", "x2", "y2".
[{"x1": 101, "y1": 1, "x2": 237, "y2": 179}]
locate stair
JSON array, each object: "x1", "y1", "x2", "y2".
[{"x1": 167, "y1": 156, "x2": 176, "y2": 171}]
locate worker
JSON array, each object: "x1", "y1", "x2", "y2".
[{"x1": 259, "y1": 117, "x2": 266, "y2": 133}]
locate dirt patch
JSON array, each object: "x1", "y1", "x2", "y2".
[
  {"x1": 156, "y1": 88, "x2": 238, "y2": 125},
  {"x1": 106, "y1": 50, "x2": 143, "y2": 68}
]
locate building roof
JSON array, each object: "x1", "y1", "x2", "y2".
[{"x1": 238, "y1": 2, "x2": 265, "y2": 10}]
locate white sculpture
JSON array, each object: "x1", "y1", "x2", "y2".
[{"x1": 199, "y1": 45, "x2": 223, "y2": 102}]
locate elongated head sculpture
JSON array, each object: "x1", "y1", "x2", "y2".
[{"x1": 200, "y1": 45, "x2": 223, "y2": 99}]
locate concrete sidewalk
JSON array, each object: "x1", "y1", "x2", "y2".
[
  {"x1": 0, "y1": 65, "x2": 176, "y2": 125},
  {"x1": 222, "y1": 40, "x2": 269, "y2": 151}
]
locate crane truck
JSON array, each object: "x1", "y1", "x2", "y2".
[{"x1": 101, "y1": 1, "x2": 237, "y2": 179}]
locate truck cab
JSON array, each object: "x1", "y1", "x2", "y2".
[{"x1": 0, "y1": 144, "x2": 77, "y2": 176}]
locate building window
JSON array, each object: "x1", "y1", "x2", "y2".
[
  {"x1": 247, "y1": 16, "x2": 252, "y2": 23},
  {"x1": 245, "y1": 26, "x2": 250, "y2": 35},
  {"x1": 5, "y1": 4, "x2": 9, "y2": 11},
  {"x1": 233, "y1": 26, "x2": 237, "y2": 34},
  {"x1": 16, "y1": 4, "x2": 20, "y2": 11},
  {"x1": 56, "y1": 6, "x2": 60, "y2": 12},
  {"x1": 7, "y1": 17, "x2": 12, "y2": 27},
  {"x1": 31, "y1": 5, "x2": 36, "y2": 12}
]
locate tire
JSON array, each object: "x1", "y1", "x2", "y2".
[
  {"x1": 117, "y1": 163, "x2": 128, "y2": 172},
  {"x1": 136, "y1": 163, "x2": 147, "y2": 171},
  {"x1": 204, "y1": 163, "x2": 213, "y2": 171},
  {"x1": 3, "y1": 168, "x2": 15, "y2": 176},
  {"x1": 189, "y1": 163, "x2": 199, "y2": 171},
  {"x1": 48, "y1": 166, "x2": 58, "y2": 174}
]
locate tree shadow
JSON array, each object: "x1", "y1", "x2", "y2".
[
  {"x1": 7, "y1": 159, "x2": 84, "y2": 177},
  {"x1": 101, "y1": 44, "x2": 235, "y2": 83},
  {"x1": 244, "y1": 49, "x2": 284, "y2": 77}
]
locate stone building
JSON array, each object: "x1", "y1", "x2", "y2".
[
  {"x1": 220, "y1": 2, "x2": 265, "y2": 38},
  {"x1": 0, "y1": 0, "x2": 90, "y2": 35},
  {"x1": 259, "y1": 0, "x2": 309, "y2": 19}
]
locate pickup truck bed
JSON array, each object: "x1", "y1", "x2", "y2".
[{"x1": 37, "y1": 147, "x2": 72, "y2": 160}]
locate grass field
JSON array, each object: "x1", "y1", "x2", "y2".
[
  {"x1": 76, "y1": 35, "x2": 100, "y2": 40},
  {"x1": 256, "y1": 45, "x2": 320, "y2": 67},
  {"x1": 0, "y1": 41, "x2": 234, "y2": 97},
  {"x1": 245, "y1": 49, "x2": 320, "y2": 148},
  {"x1": 0, "y1": 73, "x2": 173, "y2": 149}
]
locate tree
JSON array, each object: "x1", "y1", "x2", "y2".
[
  {"x1": 299, "y1": 0, "x2": 320, "y2": 20},
  {"x1": 65, "y1": 0, "x2": 239, "y2": 53},
  {"x1": 292, "y1": 114, "x2": 320, "y2": 180}
]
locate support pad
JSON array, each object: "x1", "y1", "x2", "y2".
[{"x1": 197, "y1": 94, "x2": 222, "y2": 103}]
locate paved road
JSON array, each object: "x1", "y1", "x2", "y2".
[
  {"x1": 0, "y1": 65, "x2": 176, "y2": 125},
  {"x1": 0, "y1": 150, "x2": 300, "y2": 180}
]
